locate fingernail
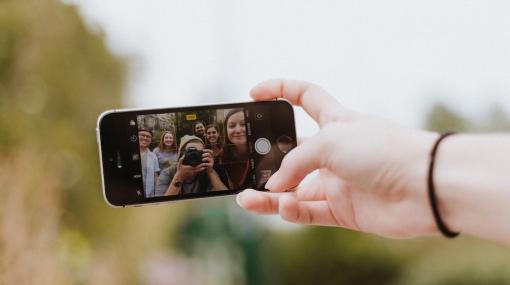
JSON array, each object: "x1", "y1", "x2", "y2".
[
  {"x1": 265, "y1": 171, "x2": 279, "y2": 190},
  {"x1": 235, "y1": 192, "x2": 243, "y2": 207}
]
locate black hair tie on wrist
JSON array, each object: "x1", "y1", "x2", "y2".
[{"x1": 428, "y1": 132, "x2": 460, "y2": 238}]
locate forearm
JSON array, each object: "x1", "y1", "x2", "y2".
[
  {"x1": 165, "y1": 184, "x2": 181, "y2": 196},
  {"x1": 208, "y1": 170, "x2": 227, "y2": 191},
  {"x1": 407, "y1": 133, "x2": 510, "y2": 244},
  {"x1": 165, "y1": 174, "x2": 183, "y2": 196},
  {"x1": 154, "y1": 173, "x2": 159, "y2": 192},
  {"x1": 432, "y1": 134, "x2": 510, "y2": 244}
]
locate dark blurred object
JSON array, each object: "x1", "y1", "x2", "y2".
[
  {"x1": 182, "y1": 147, "x2": 204, "y2": 166},
  {"x1": 269, "y1": 227, "x2": 402, "y2": 285}
]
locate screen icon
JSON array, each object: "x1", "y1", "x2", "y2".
[
  {"x1": 129, "y1": 120, "x2": 136, "y2": 126},
  {"x1": 185, "y1": 114, "x2": 197, "y2": 121},
  {"x1": 130, "y1": 135, "x2": 138, "y2": 142}
]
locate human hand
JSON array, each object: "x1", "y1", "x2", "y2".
[
  {"x1": 199, "y1": 149, "x2": 215, "y2": 174},
  {"x1": 175, "y1": 156, "x2": 203, "y2": 181},
  {"x1": 237, "y1": 79, "x2": 440, "y2": 239}
]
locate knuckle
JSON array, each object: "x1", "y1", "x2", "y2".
[
  {"x1": 281, "y1": 211, "x2": 297, "y2": 223},
  {"x1": 319, "y1": 107, "x2": 350, "y2": 126}
]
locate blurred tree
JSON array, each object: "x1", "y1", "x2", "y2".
[
  {"x1": 425, "y1": 102, "x2": 510, "y2": 133},
  {"x1": 268, "y1": 227, "x2": 402, "y2": 285},
  {"x1": 425, "y1": 103, "x2": 471, "y2": 132},
  {"x1": 484, "y1": 103, "x2": 510, "y2": 131},
  {"x1": 172, "y1": 200, "x2": 271, "y2": 285},
  {"x1": 0, "y1": 0, "x2": 160, "y2": 284}
]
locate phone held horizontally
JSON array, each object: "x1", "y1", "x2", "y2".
[{"x1": 96, "y1": 100, "x2": 297, "y2": 207}]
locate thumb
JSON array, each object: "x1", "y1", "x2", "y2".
[{"x1": 265, "y1": 134, "x2": 326, "y2": 192}]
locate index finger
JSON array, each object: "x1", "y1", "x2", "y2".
[{"x1": 250, "y1": 79, "x2": 350, "y2": 126}]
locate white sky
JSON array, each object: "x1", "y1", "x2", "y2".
[{"x1": 71, "y1": 0, "x2": 510, "y2": 136}]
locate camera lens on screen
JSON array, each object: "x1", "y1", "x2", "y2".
[{"x1": 182, "y1": 147, "x2": 204, "y2": 166}]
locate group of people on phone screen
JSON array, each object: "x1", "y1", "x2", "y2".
[{"x1": 138, "y1": 108, "x2": 249, "y2": 198}]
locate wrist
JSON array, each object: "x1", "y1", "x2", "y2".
[
  {"x1": 431, "y1": 134, "x2": 501, "y2": 239},
  {"x1": 404, "y1": 132, "x2": 477, "y2": 238},
  {"x1": 174, "y1": 171, "x2": 184, "y2": 182},
  {"x1": 207, "y1": 168, "x2": 217, "y2": 177},
  {"x1": 400, "y1": 130, "x2": 443, "y2": 236}
]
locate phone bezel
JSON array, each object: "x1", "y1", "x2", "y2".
[{"x1": 96, "y1": 99, "x2": 296, "y2": 208}]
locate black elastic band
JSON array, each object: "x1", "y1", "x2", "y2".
[{"x1": 428, "y1": 132, "x2": 460, "y2": 238}]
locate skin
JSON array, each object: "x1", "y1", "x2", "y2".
[
  {"x1": 165, "y1": 141, "x2": 227, "y2": 195},
  {"x1": 206, "y1": 127, "x2": 219, "y2": 144},
  {"x1": 227, "y1": 112, "x2": 247, "y2": 145},
  {"x1": 195, "y1": 123, "x2": 205, "y2": 137},
  {"x1": 237, "y1": 79, "x2": 510, "y2": 245},
  {"x1": 163, "y1": 133, "x2": 174, "y2": 149},
  {"x1": 138, "y1": 130, "x2": 152, "y2": 150},
  {"x1": 138, "y1": 130, "x2": 159, "y2": 189},
  {"x1": 277, "y1": 142, "x2": 293, "y2": 154}
]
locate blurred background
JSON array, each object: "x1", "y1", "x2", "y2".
[{"x1": 1, "y1": 0, "x2": 510, "y2": 284}]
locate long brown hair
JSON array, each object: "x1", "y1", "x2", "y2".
[
  {"x1": 157, "y1": 131, "x2": 177, "y2": 152},
  {"x1": 223, "y1": 108, "x2": 247, "y2": 159},
  {"x1": 221, "y1": 108, "x2": 249, "y2": 189}
]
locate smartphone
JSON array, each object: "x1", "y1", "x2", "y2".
[{"x1": 97, "y1": 100, "x2": 296, "y2": 207}]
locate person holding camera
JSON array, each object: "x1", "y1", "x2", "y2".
[{"x1": 155, "y1": 135, "x2": 227, "y2": 196}]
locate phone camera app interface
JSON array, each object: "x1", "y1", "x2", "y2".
[
  {"x1": 135, "y1": 108, "x2": 251, "y2": 198},
  {"x1": 132, "y1": 104, "x2": 295, "y2": 200}
]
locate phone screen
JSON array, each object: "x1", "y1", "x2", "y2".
[{"x1": 98, "y1": 100, "x2": 296, "y2": 207}]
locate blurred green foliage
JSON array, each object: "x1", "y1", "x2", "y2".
[
  {"x1": 0, "y1": 0, "x2": 134, "y2": 283},
  {"x1": 425, "y1": 102, "x2": 471, "y2": 132},
  {"x1": 426, "y1": 103, "x2": 510, "y2": 133},
  {"x1": 268, "y1": 228, "x2": 401, "y2": 285},
  {"x1": 0, "y1": 0, "x2": 136, "y2": 251},
  {"x1": 1, "y1": 0, "x2": 510, "y2": 284}
]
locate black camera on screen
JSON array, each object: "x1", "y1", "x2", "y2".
[{"x1": 182, "y1": 147, "x2": 205, "y2": 166}]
